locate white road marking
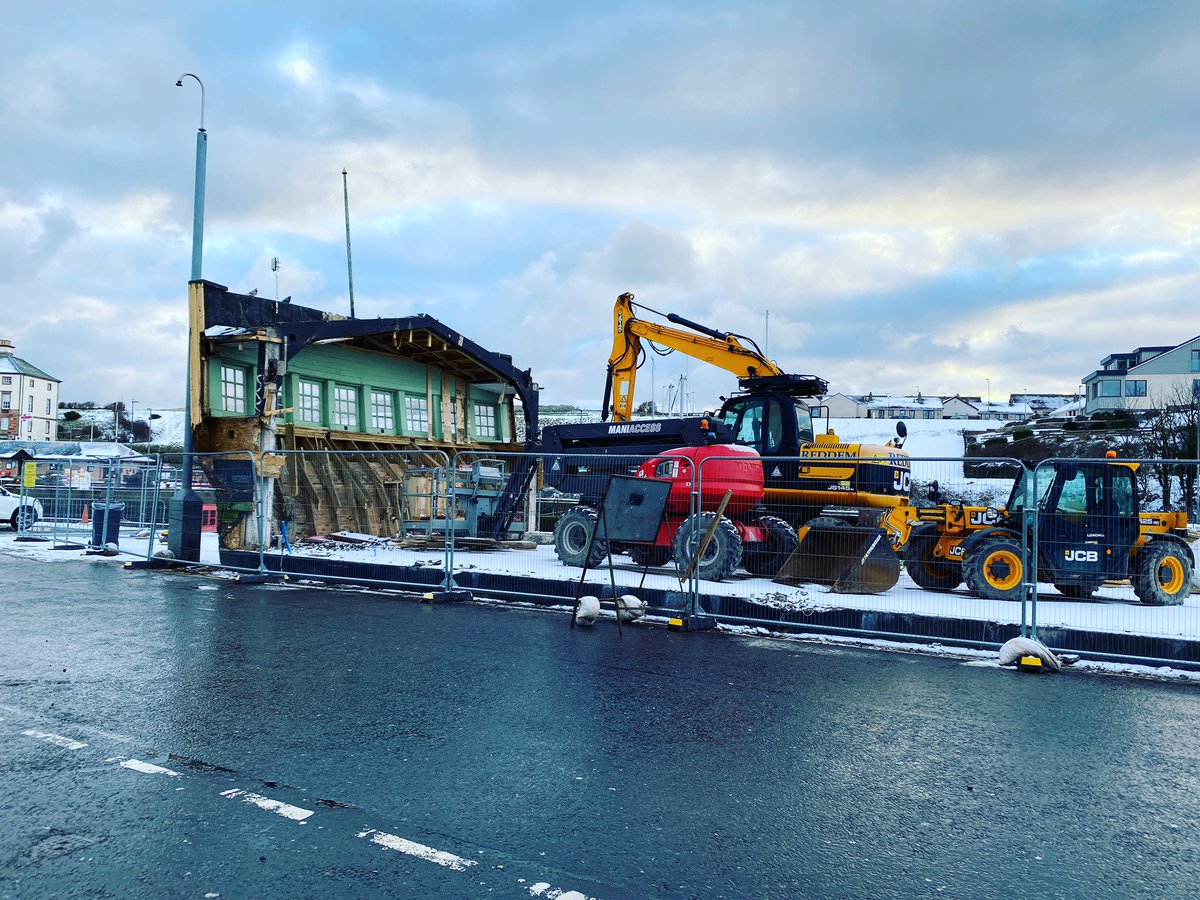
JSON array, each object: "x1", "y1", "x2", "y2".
[
  {"x1": 22, "y1": 729, "x2": 87, "y2": 750},
  {"x1": 119, "y1": 758, "x2": 181, "y2": 776},
  {"x1": 220, "y1": 789, "x2": 313, "y2": 822},
  {"x1": 357, "y1": 829, "x2": 478, "y2": 871}
]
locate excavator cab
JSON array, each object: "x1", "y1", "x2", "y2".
[{"x1": 719, "y1": 393, "x2": 813, "y2": 457}]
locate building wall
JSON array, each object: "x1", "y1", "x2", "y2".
[
  {"x1": 1084, "y1": 338, "x2": 1200, "y2": 412},
  {"x1": 205, "y1": 341, "x2": 511, "y2": 443},
  {"x1": 0, "y1": 372, "x2": 58, "y2": 440}
]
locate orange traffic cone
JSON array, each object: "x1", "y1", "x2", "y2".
[{"x1": 81, "y1": 503, "x2": 90, "y2": 525}]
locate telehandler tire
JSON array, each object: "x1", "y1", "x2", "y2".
[
  {"x1": 905, "y1": 531, "x2": 962, "y2": 591},
  {"x1": 963, "y1": 536, "x2": 1025, "y2": 601},
  {"x1": 742, "y1": 515, "x2": 799, "y2": 577},
  {"x1": 553, "y1": 506, "x2": 608, "y2": 568},
  {"x1": 1133, "y1": 541, "x2": 1193, "y2": 606},
  {"x1": 673, "y1": 512, "x2": 742, "y2": 582}
]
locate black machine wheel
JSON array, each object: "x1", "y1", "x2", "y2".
[
  {"x1": 1054, "y1": 581, "x2": 1101, "y2": 599},
  {"x1": 742, "y1": 515, "x2": 799, "y2": 577},
  {"x1": 553, "y1": 506, "x2": 608, "y2": 568},
  {"x1": 962, "y1": 535, "x2": 1025, "y2": 601},
  {"x1": 10, "y1": 506, "x2": 38, "y2": 531},
  {"x1": 905, "y1": 531, "x2": 962, "y2": 591},
  {"x1": 626, "y1": 544, "x2": 672, "y2": 568},
  {"x1": 803, "y1": 515, "x2": 850, "y2": 531},
  {"x1": 673, "y1": 512, "x2": 743, "y2": 582},
  {"x1": 1133, "y1": 541, "x2": 1193, "y2": 606}
]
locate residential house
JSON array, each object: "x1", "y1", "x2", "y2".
[
  {"x1": 1082, "y1": 339, "x2": 1200, "y2": 413},
  {"x1": 0, "y1": 340, "x2": 60, "y2": 441}
]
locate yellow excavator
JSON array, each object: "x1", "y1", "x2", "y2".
[{"x1": 602, "y1": 292, "x2": 911, "y2": 526}]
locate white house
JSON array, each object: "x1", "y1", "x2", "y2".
[
  {"x1": 0, "y1": 340, "x2": 60, "y2": 441},
  {"x1": 1082, "y1": 339, "x2": 1200, "y2": 413}
]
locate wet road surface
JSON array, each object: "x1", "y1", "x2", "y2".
[{"x1": 2, "y1": 554, "x2": 1199, "y2": 898}]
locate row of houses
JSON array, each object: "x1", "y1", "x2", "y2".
[{"x1": 819, "y1": 392, "x2": 1078, "y2": 421}]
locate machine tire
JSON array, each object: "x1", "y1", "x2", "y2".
[
  {"x1": 1133, "y1": 541, "x2": 1193, "y2": 606},
  {"x1": 803, "y1": 516, "x2": 850, "y2": 531},
  {"x1": 905, "y1": 531, "x2": 962, "y2": 591},
  {"x1": 673, "y1": 512, "x2": 743, "y2": 582},
  {"x1": 963, "y1": 536, "x2": 1025, "y2": 601},
  {"x1": 742, "y1": 515, "x2": 799, "y2": 577},
  {"x1": 10, "y1": 507, "x2": 37, "y2": 531},
  {"x1": 1054, "y1": 582, "x2": 1101, "y2": 599},
  {"x1": 626, "y1": 544, "x2": 672, "y2": 568},
  {"x1": 553, "y1": 506, "x2": 607, "y2": 568}
]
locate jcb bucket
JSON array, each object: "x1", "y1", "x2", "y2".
[{"x1": 773, "y1": 522, "x2": 901, "y2": 594}]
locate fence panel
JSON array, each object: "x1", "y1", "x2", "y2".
[{"x1": 1028, "y1": 457, "x2": 1200, "y2": 663}]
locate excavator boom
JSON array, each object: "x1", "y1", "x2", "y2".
[{"x1": 606, "y1": 292, "x2": 784, "y2": 421}]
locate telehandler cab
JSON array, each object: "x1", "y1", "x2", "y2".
[{"x1": 898, "y1": 454, "x2": 1193, "y2": 605}]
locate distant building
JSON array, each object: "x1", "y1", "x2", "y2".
[
  {"x1": 1082, "y1": 339, "x2": 1200, "y2": 413},
  {"x1": 0, "y1": 340, "x2": 60, "y2": 441}
]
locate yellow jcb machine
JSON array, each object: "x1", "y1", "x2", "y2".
[{"x1": 884, "y1": 452, "x2": 1193, "y2": 605}]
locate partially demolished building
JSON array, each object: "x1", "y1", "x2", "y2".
[{"x1": 187, "y1": 280, "x2": 538, "y2": 544}]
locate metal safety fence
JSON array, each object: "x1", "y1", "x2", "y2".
[{"x1": 84, "y1": 445, "x2": 1200, "y2": 667}]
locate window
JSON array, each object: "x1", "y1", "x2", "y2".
[
  {"x1": 333, "y1": 386, "x2": 358, "y2": 429},
  {"x1": 45, "y1": 398, "x2": 51, "y2": 414},
  {"x1": 1192, "y1": 349, "x2": 1200, "y2": 372},
  {"x1": 1125, "y1": 380, "x2": 1146, "y2": 397},
  {"x1": 27, "y1": 396, "x2": 33, "y2": 413},
  {"x1": 473, "y1": 403, "x2": 497, "y2": 438},
  {"x1": 1, "y1": 392, "x2": 9, "y2": 410},
  {"x1": 1100, "y1": 380, "x2": 1121, "y2": 397},
  {"x1": 1, "y1": 376, "x2": 9, "y2": 385},
  {"x1": 371, "y1": 390, "x2": 395, "y2": 432},
  {"x1": 298, "y1": 381, "x2": 321, "y2": 423},
  {"x1": 220, "y1": 365, "x2": 246, "y2": 413},
  {"x1": 405, "y1": 396, "x2": 429, "y2": 433},
  {"x1": 44, "y1": 421, "x2": 49, "y2": 435}
]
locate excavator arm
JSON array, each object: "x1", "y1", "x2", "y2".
[{"x1": 604, "y1": 292, "x2": 784, "y2": 422}]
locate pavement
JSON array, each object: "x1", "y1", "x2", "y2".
[{"x1": 2, "y1": 551, "x2": 1200, "y2": 898}]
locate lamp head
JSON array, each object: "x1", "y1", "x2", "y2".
[{"x1": 175, "y1": 79, "x2": 183, "y2": 87}]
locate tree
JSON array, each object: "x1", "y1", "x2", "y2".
[{"x1": 634, "y1": 400, "x2": 658, "y2": 416}]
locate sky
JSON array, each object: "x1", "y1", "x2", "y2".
[{"x1": 3, "y1": 1, "x2": 1200, "y2": 414}]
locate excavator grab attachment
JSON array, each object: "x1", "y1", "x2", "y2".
[{"x1": 773, "y1": 519, "x2": 901, "y2": 594}]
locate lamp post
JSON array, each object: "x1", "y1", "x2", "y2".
[
  {"x1": 170, "y1": 72, "x2": 206, "y2": 561},
  {"x1": 986, "y1": 378, "x2": 991, "y2": 419}
]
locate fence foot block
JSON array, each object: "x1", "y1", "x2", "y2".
[
  {"x1": 668, "y1": 614, "x2": 715, "y2": 632},
  {"x1": 422, "y1": 589, "x2": 473, "y2": 604}
]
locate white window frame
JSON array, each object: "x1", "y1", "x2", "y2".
[
  {"x1": 473, "y1": 402, "x2": 497, "y2": 439},
  {"x1": 220, "y1": 365, "x2": 247, "y2": 414},
  {"x1": 404, "y1": 396, "x2": 429, "y2": 434},
  {"x1": 298, "y1": 380, "x2": 322, "y2": 424},
  {"x1": 370, "y1": 390, "x2": 395, "y2": 432},
  {"x1": 333, "y1": 386, "x2": 358, "y2": 429}
]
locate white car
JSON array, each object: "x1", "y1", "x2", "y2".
[{"x1": 0, "y1": 485, "x2": 42, "y2": 530}]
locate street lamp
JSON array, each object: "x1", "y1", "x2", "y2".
[
  {"x1": 169, "y1": 72, "x2": 206, "y2": 562},
  {"x1": 986, "y1": 378, "x2": 991, "y2": 419}
]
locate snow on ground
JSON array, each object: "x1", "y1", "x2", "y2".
[{"x1": 58, "y1": 407, "x2": 185, "y2": 446}]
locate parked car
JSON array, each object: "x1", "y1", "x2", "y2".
[{"x1": 0, "y1": 485, "x2": 42, "y2": 530}]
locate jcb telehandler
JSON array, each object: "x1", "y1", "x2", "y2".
[{"x1": 890, "y1": 453, "x2": 1193, "y2": 605}]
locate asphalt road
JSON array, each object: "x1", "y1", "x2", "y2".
[{"x1": 2, "y1": 553, "x2": 1199, "y2": 899}]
